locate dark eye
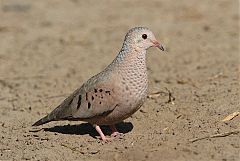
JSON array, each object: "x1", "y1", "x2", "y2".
[{"x1": 142, "y1": 34, "x2": 147, "y2": 39}]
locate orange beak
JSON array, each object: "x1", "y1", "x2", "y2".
[{"x1": 151, "y1": 40, "x2": 164, "y2": 51}]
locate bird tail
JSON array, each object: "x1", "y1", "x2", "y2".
[
  {"x1": 32, "y1": 105, "x2": 66, "y2": 126},
  {"x1": 32, "y1": 114, "x2": 53, "y2": 126},
  {"x1": 32, "y1": 99, "x2": 74, "y2": 126}
]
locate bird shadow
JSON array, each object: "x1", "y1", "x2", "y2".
[{"x1": 44, "y1": 122, "x2": 133, "y2": 139}]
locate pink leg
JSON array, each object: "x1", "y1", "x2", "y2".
[
  {"x1": 109, "y1": 125, "x2": 123, "y2": 137},
  {"x1": 94, "y1": 124, "x2": 111, "y2": 141}
]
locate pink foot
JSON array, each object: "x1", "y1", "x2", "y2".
[
  {"x1": 111, "y1": 131, "x2": 123, "y2": 137},
  {"x1": 94, "y1": 124, "x2": 111, "y2": 142},
  {"x1": 109, "y1": 125, "x2": 123, "y2": 137}
]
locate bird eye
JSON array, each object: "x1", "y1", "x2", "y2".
[{"x1": 142, "y1": 34, "x2": 147, "y2": 39}]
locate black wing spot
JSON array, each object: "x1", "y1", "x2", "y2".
[
  {"x1": 69, "y1": 98, "x2": 74, "y2": 106},
  {"x1": 99, "y1": 102, "x2": 102, "y2": 104},
  {"x1": 94, "y1": 88, "x2": 97, "y2": 93},
  {"x1": 105, "y1": 91, "x2": 111, "y2": 95},
  {"x1": 86, "y1": 93, "x2": 88, "y2": 101},
  {"x1": 92, "y1": 96, "x2": 94, "y2": 100},
  {"x1": 88, "y1": 102, "x2": 91, "y2": 109},
  {"x1": 99, "y1": 89, "x2": 103, "y2": 92},
  {"x1": 77, "y1": 95, "x2": 82, "y2": 109}
]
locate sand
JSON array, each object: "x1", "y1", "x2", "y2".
[{"x1": 0, "y1": 0, "x2": 239, "y2": 160}]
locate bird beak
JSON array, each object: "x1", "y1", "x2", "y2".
[{"x1": 151, "y1": 40, "x2": 164, "y2": 51}]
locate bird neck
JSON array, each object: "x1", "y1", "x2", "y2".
[
  {"x1": 114, "y1": 47, "x2": 148, "y2": 78},
  {"x1": 117, "y1": 42, "x2": 146, "y2": 62},
  {"x1": 105, "y1": 43, "x2": 148, "y2": 78}
]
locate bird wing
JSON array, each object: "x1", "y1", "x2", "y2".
[
  {"x1": 71, "y1": 81, "x2": 118, "y2": 119},
  {"x1": 46, "y1": 73, "x2": 119, "y2": 121}
]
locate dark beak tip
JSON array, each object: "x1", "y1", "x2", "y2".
[{"x1": 158, "y1": 45, "x2": 165, "y2": 51}]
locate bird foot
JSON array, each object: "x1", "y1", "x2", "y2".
[
  {"x1": 111, "y1": 131, "x2": 123, "y2": 137},
  {"x1": 109, "y1": 124, "x2": 123, "y2": 137},
  {"x1": 94, "y1": 124, "x2": 113, "y2": 142}
]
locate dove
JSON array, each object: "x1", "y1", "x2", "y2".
[{"x1": 33, "y1": 27, "x2": 164, "y2": 141}]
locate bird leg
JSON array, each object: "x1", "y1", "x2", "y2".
[
  {"x1": 93, "y1": 124, "x2": 111, "y2": 141},
  {"x1": 109, "y1": 124, "x2": 123, "y2": 137}
]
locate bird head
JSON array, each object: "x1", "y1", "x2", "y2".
[{"x1": 124, "y1": 27, "x2": 164, "y2": 51}]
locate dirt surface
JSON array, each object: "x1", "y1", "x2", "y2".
[{"x1": 0, "y1": 0, "x2": 239, "y2": 160}]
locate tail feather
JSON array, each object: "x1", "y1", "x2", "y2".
[
  {"x1": 32, "y1": 105, "x2": 66, "y2": 126},
  {"x1": 32, "y1": 99, "x2": 73, "y2": 126},
  {"x1": 32, "y1": 115, "x2": 53, "y2": 126}
]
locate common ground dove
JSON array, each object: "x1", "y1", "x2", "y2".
[{"x1": 33, "y1": 27, "x2": 164, "y2": 141}]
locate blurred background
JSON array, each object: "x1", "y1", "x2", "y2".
[{"x1": 0, "y1": 0, "x2": 239, "y2": 160}]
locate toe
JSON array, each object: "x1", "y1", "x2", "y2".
[{"x1": 111, "y1": 132, "x2": 123, "y2": 137}]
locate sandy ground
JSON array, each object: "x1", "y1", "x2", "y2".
[{"x1": 0, "y1": 0, "x2": 239, "y2": 160}]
